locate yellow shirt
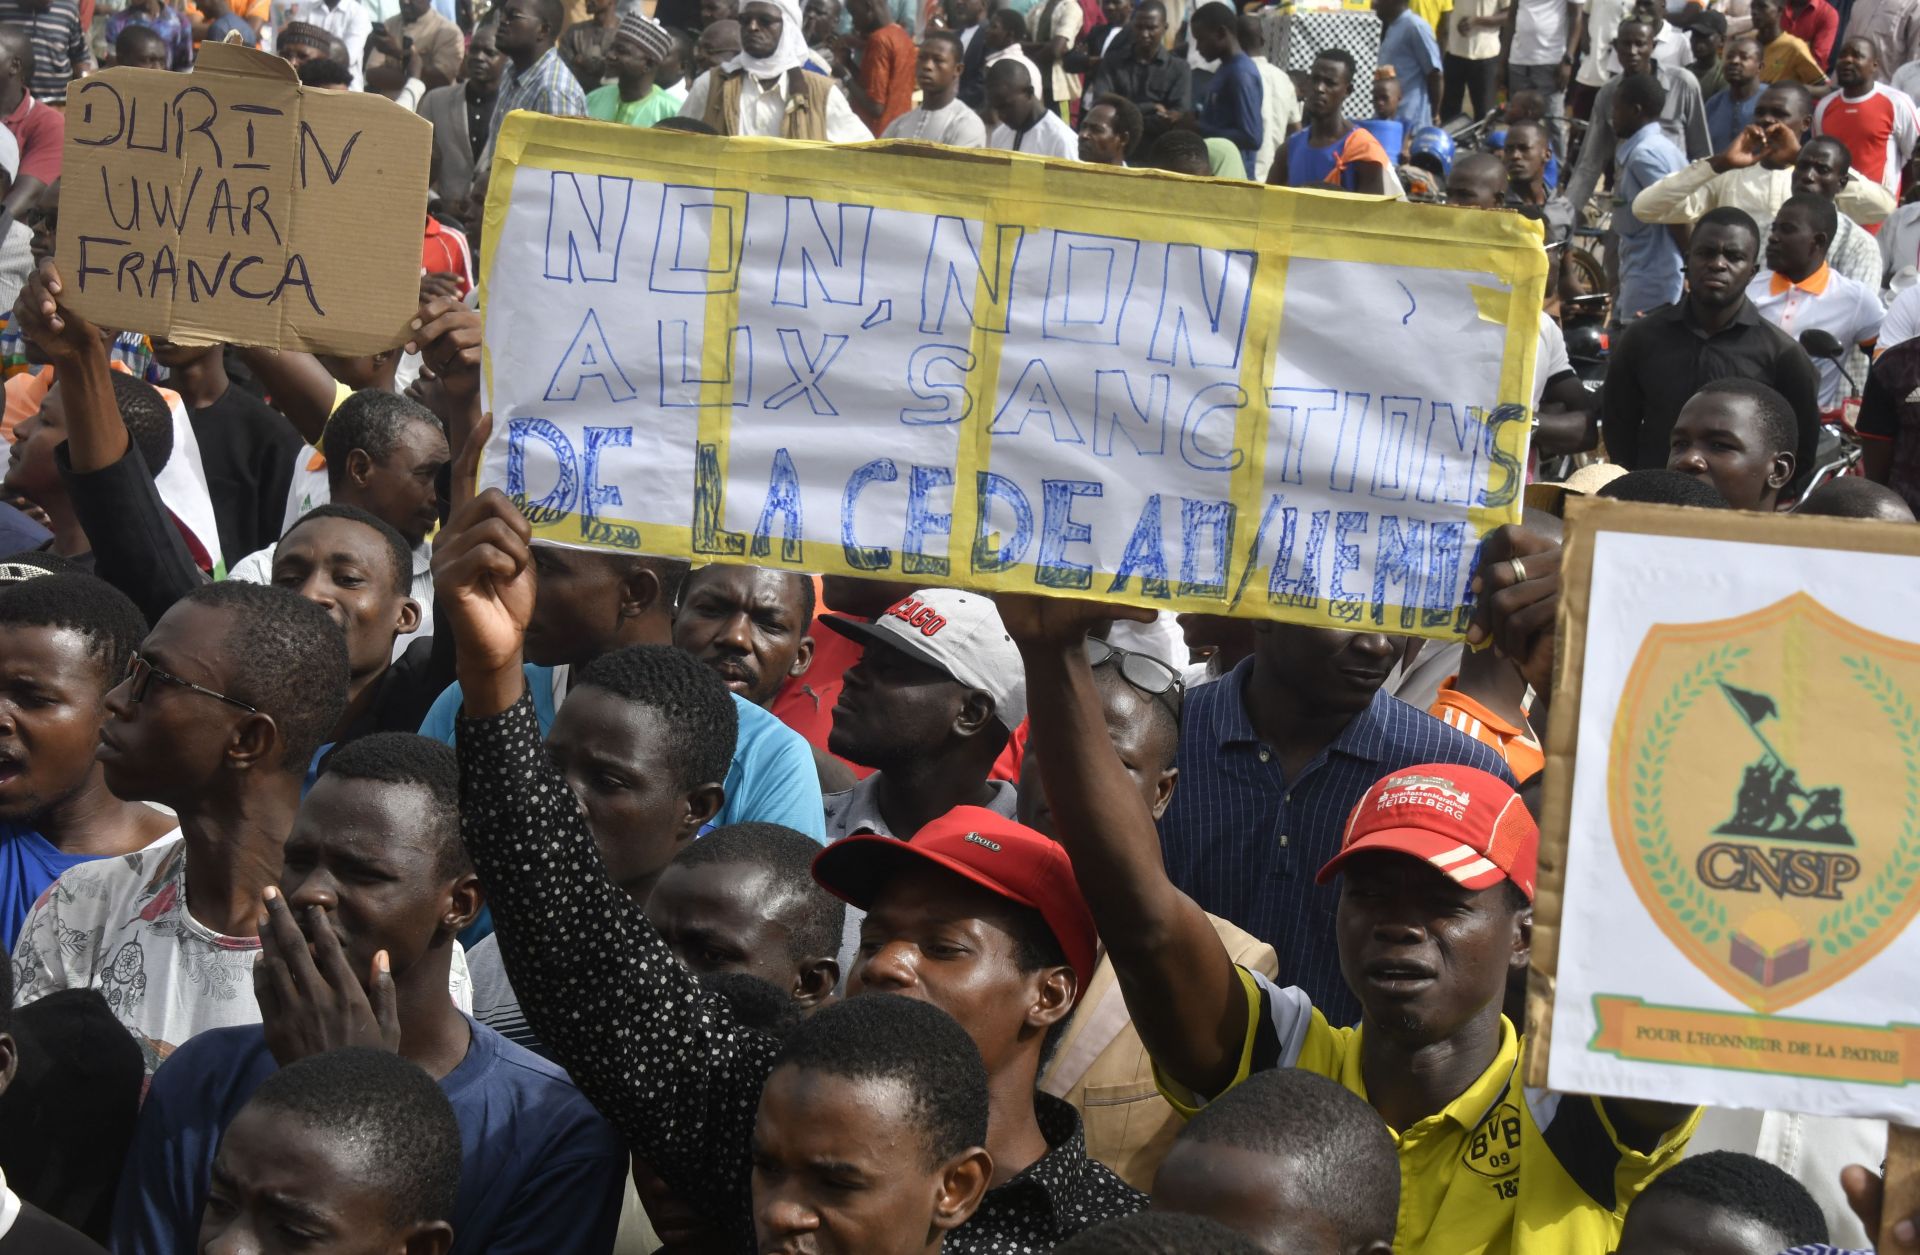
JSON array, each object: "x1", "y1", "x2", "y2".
[
  {"x1": 1761, "y1": 31, "x2": 1826, "y2": 85},
  {"x1": 1159, "y1": 968, "x2": 1699, "y2": 1255},
  {"x1": 1412, "y1": 0, "x2": 1454, "y2": 34}
]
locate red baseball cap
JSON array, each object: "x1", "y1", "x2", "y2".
[
  {"x1": 1315, "y1": 764, "x2": 1538, "y2": 899},
  {"x1": 811, "y1": 807, "x2": 1099, "y2": 1002}
]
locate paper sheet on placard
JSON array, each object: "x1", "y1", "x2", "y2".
[
  {"x1": 477, "y1": 118, "x2": 1546, "y2": 636},
  {"x1": 1543, "y1": 505, "x2": 1920, "y2": 1123},
  {"x1": 56, "y1": 43, "x2": 431, "y2": 354}
]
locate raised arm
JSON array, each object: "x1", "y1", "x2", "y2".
[
  {"x1": 13, "y1": 261, "x2": 205, "y2": 622},
  {"x1": 233, "y1": 346, "x2": 347, "y2": 446},
  {"x1": 999, "y1": 595, "x2": 1250, "y2": 1101},
  {"x1": 438, "y1": 489, "x2": 775, "y2": 1224}
]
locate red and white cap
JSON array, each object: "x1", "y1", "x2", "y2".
[
  {"x1": 821, "y1": 590, "x2": 1027, "y2": 730},
  {"x1": 1315, "y1": 764, "x2": 1537, "y2": 900}
]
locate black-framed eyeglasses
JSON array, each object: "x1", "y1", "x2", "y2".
[
  {"x1": 740, "y1": 10, "x2": 780, "y2": 26},
  {"x1": 1086, "y1": 637, "x2": 1184, "y2": 702},
  {"x1": 123, "y1": 653, "x2": 259, "y2": 714}
]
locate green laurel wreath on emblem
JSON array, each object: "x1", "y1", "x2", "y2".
[
  {"x1": 1816, "y1": 657, "x2": 1920, "y2": 955},
  {"x1": 1632, "y1": 646, "x2": 1746, "y2": 944}
]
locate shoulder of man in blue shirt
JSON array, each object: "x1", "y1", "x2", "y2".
[
  {"x1": 116, "y1": 1019, "x2": 628, "y2": 1255},
  {"x1": 420, "y1": 666, "x2": 826, "y2": 840},
  {"x1": 1172, "y1": 655, "x2": 1517, "y2": 785}
]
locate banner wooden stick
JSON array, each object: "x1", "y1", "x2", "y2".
[{"x1": 1884, "y1": 1124, "x2": 1920, "y2": 1252}]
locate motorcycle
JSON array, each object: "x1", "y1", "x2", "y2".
[{"x1": 1793, "y1": 328, "x2": 1866, "y2": 508}]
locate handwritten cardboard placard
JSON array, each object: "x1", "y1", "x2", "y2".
[
  {"x1": 478, "y1": 117, "x2": 1546, "y2": 635},
  {"x1": 57, "y1": 43, "x2": 431, "y2": 355},
  {"x1": 1527, "y1": 498, "x2": 1920, "y2": 1123}
]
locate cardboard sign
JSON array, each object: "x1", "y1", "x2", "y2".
[
  {"x1": 1528, "y1": 498, "x2": 1920, "y2": 1123},
  {"x1": 477, "y1": 116, "x2": 1547, "y2": 637},
  {"x1": 56, "y1": 43, "x2": 431, "y2": 355}
]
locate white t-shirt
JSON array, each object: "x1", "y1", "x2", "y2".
[
  {"x1": 1598, "y1": 20, "x2": 1691, "y2": 77},
  {"x1": 12, "y1": 836, "x2": 471, "y2": 1078},
  {"x1": 1879, "y1": 280, "x2": 1920, "y2": 351},
  {"x1": 988, "y1": 108, "x2": 1080, "y2": 158},
  {"x1": 1513, "y1": 0, "x2": 1573, "y2": 67},
  {"x1": 1253, "y1": 59, "x2": 1300, "y2": 183},
  {"x1": 1535, "y1": 311, "x2": 1572, "y2": 408},
  {"x1": 882, "y1": 97, "x2": 989, "y2": 146}
]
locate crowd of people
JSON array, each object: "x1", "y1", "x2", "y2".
[{"x1": 0, "y1": 0, "x2": 1917, "y2": 1250}]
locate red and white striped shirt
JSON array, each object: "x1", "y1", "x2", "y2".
[{"x1": 1814, "y1": 81, "x2": 1920, "y2": 197}]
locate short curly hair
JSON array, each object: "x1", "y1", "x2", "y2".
[
  {"x1": 772, "y1": 995, "x2": 987, "y2": 1168},
  {"x1": 0, "y1": 572, "x2": 148, "y2": 685},
  {"x1": 282, "y1": 503, "x2": 414, "y2": 597},
  {"x1": 176, "y1": 582, "x2": 348, "y2": 768},
  {"x1": 321, "y1": 391, "x2": 444, "y2": 493},
  {"x1": 573, "y1": 645, "x2": 737, "y2": 792},
  {"x1": 1055, "y1": 1211, "x2": 1259, "y2": 1254},
  {"x1": 672, "y1": 822, "x2": 843, "y2": 964},
  {"x1": 1629, "y1": 1150, "x2": 1827, "y2": 1249},
  {"x1": 320, "y1": 733, "x2": 467, "y2": 877},
  {"x1": 111, "y1": 372, "x2": 174, "y2": 477},
  {"x1": 1176, "y1": 1068, "x2": 1398, "y2": 1250},
  {"x1": 240, "y1": 1048, "x2": 462, "y2": 1229}
]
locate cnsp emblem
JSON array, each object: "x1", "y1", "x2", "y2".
[{"x1": 1609, "y1": 594, "x2": 1920, "y2": 1013}]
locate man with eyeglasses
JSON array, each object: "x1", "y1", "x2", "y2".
[{"x1": 10, "y1": 582, "x2": 352, "y2": 1078}]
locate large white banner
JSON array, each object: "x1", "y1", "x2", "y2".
[{"x1": 478, "y1": 117, "x2": 1546, "y2": 636}]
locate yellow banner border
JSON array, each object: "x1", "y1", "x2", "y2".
[{"x1": 478, "y1": 114, "x2": 1547, "y2": 637}]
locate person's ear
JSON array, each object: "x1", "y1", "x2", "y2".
[
  {"x1": 442, "y1": 873, "x2": 484, "y2": 940},
  {"x1": 1150, "y1": 765, "x2": 1179, "y2": 820},
  {"x1": 791, "y1": 956, "x2": 839, "y2": 1009},
  {"x1": 0, "y1": 1030, "x2": 17, "y2": 1100},
  {"x1": 1511, "y1": 905, "x2": 1533, "y2": 974},
  {"x1": 226, "y1": 711, "x2": 282, "y2": 771},
  {"x1": 681, "y1": 782, "x2": 725, "y2": 838},
  {"x1": 932, "y1": 1147, "x2": 993, "y2": 1234},
  {"x1": 395, "y1": 596, "x2": 423, "y2": 638},
  {"x1": 955, "y1": 689, "x2": 996, "y2": 737},
  {"x1": 400, "y1": 1220, "x2": 456, "y2": 1255},
  {"x1": 1026, "y1": 965, "x2": 1076, "y2": 1035},
  {"x1": 345, "y1": 447, "x2": 376, "y2": 487},
  {"x1": 789, "y1": 632, "x2": 815, "y2": 679},
  {"x1": 619, "y1": 564, "x2": 666, "y2": 623},
  {"x1": 1768, "y1": 450, "x2": 1796, "y2": 491}
]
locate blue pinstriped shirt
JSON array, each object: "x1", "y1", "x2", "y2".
[{"x1": 1156, "y1": 658, "x2": 1515, "y2": 1026}]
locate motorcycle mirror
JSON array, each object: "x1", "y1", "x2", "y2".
[{"x1": 1799, "y1": 328, "x2": 1846, "y2": 360}]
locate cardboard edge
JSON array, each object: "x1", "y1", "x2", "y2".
[
  {"x1": 194, "y1": 40, "x2": 299, "y2": 83},
  {"x1": 1521, "y1": 496, "x2": 1920, "y2": 1088}
]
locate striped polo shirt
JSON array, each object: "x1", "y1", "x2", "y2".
[
  {"x1": 0, "y1": 0, "x2": 87, "y2": 103},
  {"x1": 1156, "y1": 658, "x2": 1515, "y2": 1026}
]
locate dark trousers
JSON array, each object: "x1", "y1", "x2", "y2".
[{"x1": 1441, "y1": 52, "x2": 1499, "y2": 122}]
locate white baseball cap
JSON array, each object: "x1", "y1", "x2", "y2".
[{"x1": 822, "y1": 588, "x2": 1028, "y2": 731}]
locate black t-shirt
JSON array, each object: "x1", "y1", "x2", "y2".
[{"x1": 183, "y1": 384, "x2": 304, "y2": 567}]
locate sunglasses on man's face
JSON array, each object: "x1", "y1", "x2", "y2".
[{"x1": 123, "y1": 653, "x2": 259, "y2": 714}]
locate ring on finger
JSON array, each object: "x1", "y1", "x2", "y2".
[{"x1": 1506, "y1": 557, "x2": 1528, "y2": 584}]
